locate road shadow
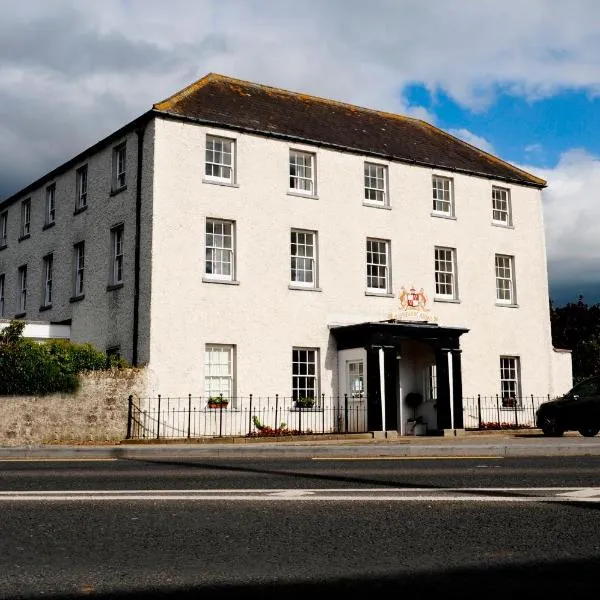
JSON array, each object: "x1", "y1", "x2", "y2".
[{"x1": 13, "y1": 556, "x2": 600, "y2": 600}]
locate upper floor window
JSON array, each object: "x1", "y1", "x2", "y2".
[
  {"x1": 205, "y1": 219, "x2": 235, "y2": 282},
  {"x1": 111, "y1": 225, "x2": 124, "y2": 286},
  {"x1": 492, "y1": 186, "x2": 512, "y2": 226},
  {"x1": 76, "y1": 165, "x2": 88, "y2": 210},
  {"x1": 290, "y1": 229, "x2": 317, "y2": 288},
  {"x1": 292, "y1": 347, "x2": 319, "y2": 403},
  {"x1": 364, "y1": 163, "x2": 388, "y2": 206},
  {"x1": 45, "y1": 184, "x2": 56, "y2": 226},
  {"x1": 495, "y1": 254, "x2": 516, "y2": 305},
  {"x1": 0, "y1": 211, "x2": 7, "y2": 248},
  {"x1": 205, "y1": 136, "x2": 235, "y2": 184},
  {"x1": 43, "y1": 254, "x2": 53, "y2": 307},
  {"x1": 500, "y1": 356, "x2": 521, "y2": 406},
  {"x1": 289, "y1": 150, "x2": 315, "y2": 195},
  {"x1": 18, "y1": 265, "x2": 27, "y2": 313},
  {"x1": 112, "y1": 143, "x2": 126, "y2": 191},
  {"x1": 20, "y1": 199, "x2": 31, "y2": 238},
  {"x1": 0, "y1": 273, "x2": 5, "y2": 317},
  {"x1": 434, "y1": 246, "x2": 458, "y2": 300},
  {"x1": 204, "y1": 344, "x2": 235, "y2": 404},
  {"x1": 432, "y1": 175, "x2": 454, "y2": 216},
  {"x1": 366, "y1": 238, "x2": 391, "y2": 294},
  {"x1": 73, "y1": 241, "x2": 85, "y2": 298}
]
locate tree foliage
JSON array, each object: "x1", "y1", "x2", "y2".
[
  {"x1": 550, "y1": 297, "x2": 600, "y2": 384},
  {"x1": 0, "y1": 320, "x2": 128, "y2": 395}
]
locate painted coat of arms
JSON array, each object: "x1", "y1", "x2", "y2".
[{"x1": 390, "y1": 286, "x2": 437, "y2": 322}]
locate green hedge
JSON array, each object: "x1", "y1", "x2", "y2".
[{"x1": 0, "y1": 320, "x2": 127, "y2": 395}]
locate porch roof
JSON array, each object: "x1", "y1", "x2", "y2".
[{"x1": 329, "y1": 320, "x2": 469, "y2": 351}]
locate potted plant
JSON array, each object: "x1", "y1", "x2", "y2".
[
  {"x1": 295, "y1": 397, "x2": 315, "y2": 409},
  {"x1": 405, "y1": 392, "x2": 426, "y2": 435},
  {"x1": 207, "y1": 396, "x2": 229, "y2": 409}
]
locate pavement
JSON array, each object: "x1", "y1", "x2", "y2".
[{"x1": 2, "y1": 429, "x2": 600, "y2": 458}]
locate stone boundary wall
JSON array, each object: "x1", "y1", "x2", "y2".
[{"x1": 0, "y1": 368, "x2": 147, "y2": 446}]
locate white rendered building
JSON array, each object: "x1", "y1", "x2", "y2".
[{"x1": 0, "y1": 74, "x2": 572, "y2": 435}]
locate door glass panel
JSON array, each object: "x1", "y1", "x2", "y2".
[{"x1": 347, "y1": 360, "x2": 364, "y2": 400}]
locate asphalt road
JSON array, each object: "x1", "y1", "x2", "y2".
[{"x1": 2, "y1": 456, "x2": 600, "y2": 600}]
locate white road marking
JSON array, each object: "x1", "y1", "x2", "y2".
[{"x1": 0, "y1": 487, "x2": 599, "y2": 502}]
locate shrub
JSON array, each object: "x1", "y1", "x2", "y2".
[{"x1": 0, "y1": 320, "x2": 128, "y2": 395}]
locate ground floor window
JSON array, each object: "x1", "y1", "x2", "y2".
[
  {"x1": 292, "y1": 347, "x2": 319, "y2": 403},
  {"x1": 425, "y1": 364, "x2": 437, "y2": 402},
  {"x1": 205, "y1": 345, "x2": 235, "y2": 404},
  {"x1": 500, "y1": 356, "x2": 521, "y2": 407}
]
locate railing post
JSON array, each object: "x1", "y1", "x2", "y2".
[
  {"x1": 298, "y1": 396, "x2": 302, "y2": 434},
  {"x1": 344, "y1": 393, "x2": 349, "y2": 433},
  {"x1": 477, "y1": 394, "x2": 482, "y2": 430},
  {"x1": 322, "y1": 393, "x2": 325, "y2": 434},
  {"x1": 275, "y1": 394, "x2": 279, "y2": 430},
  {"x1": 514, "y1": 396, "x2": 519, "y2": 429},
  {"x1": 495, "y1": 394, "x2": 500, "y2": 428},
  {"x1": 126, "y1": 395, "x2": 133, "y2": 439},
  {"x1": 248, "y1": 394, "x2": 253, "y2": 436},
  {"x1": 187, "y1": 393, "x2": 192, "y2": 439},
  {"x1": 218, "y1": 393, "x2": 224, "y2": 437},
  {"x1": 531, "y1": 394, "x2": 536, "y2": 426},
  {"x1": 156, "y1": 394, "x2": 161, "y2": 440}
]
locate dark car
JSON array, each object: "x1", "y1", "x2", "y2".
[{"x1": 536, "y1": 376, "x2": 600, "y2": 437}]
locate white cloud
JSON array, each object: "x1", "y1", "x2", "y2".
[
  {"x1": 448, "y1": 129, "x2": 494, "y2": 153},
  {"x1": 528, "y1": 149, "x2": 600, "y2": 287}
]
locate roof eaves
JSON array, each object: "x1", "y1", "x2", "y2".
[{"x1": 154, "y1": 109, "x2": 546, "y2": 188}]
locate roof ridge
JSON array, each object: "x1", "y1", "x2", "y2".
[{"x1": 153, "y1": 72, "x2": 423, "y2": 127}]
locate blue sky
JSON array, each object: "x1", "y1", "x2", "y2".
[
  {"x1": 0, "y1": 0, "x2": 599, "y2": 306},
  {"x1": 404, "y1": 85, "x2": 600, "y2": 170}
]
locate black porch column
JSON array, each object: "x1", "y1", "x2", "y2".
[
  {"x1": 435, "y1": 347, "x2": 451, "y2": 430},
  {"x1": 451, "y1": 349, "x2": 464, "y2": 429}
]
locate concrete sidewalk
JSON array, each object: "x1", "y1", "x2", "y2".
[{"x1": 1, "y1": 430, "x2": 600, "y2": 459}]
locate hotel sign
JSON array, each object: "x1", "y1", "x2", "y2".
[{"x1": 388, "y1": 286, "x2": 438, "y2": 323}]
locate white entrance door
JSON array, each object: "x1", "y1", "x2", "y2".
[{"x1": 338, "y1": 349, "x2": 367, "y2": 432}]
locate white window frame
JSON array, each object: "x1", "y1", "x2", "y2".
[
  {"x1": 76, "y1": 165, "x2": 88, "y2": 210},
  {"x1": 73, "y1": 242, "x2": 85, "y2": 297},
  {"x1": 21, "y1": 199, "x2": 31, "y2": 237},
  {"x1": 366, "y1": 238, "x2": 391, "y2": 293},
  {"x1": 18, "y1": 265, "x2": 27, "y2": 313},
  {"x1": 289, "y1": 150, "x2": 315, "y2": 195},
  {"x1": 292, "y1": 347, "x2": 319, "y2": 403},
  {"x1": 424, "y1": 364, "x2": 437, "y2": 402},
  {"x1": 495, "y1": 254, "x2": 516, "y2": 305},
  {"x1": 500, "y1": 356, "x2": 521, "y2": 406},
  {"x1": 290, "y1": 229, "x2": 317, "y2": 288},
  {"x1": 204, "y1": 344, "x2": 235, "y2": 404},
  {"x1": 492, "y1": 186, "x2": 512, "y2": 226},
  {"x1": 204, "y1": 135, "x2": 235, "y2": 184},
  {"x1": 364, "y1": 162, "x2": 388, "y2": 206},
  {"x1": 205, "y1": 219, "x2": 235, "y2": 282},
  {"x1": 45, "y1": 184, "x2": 56, "y2": 225},
  {"x1": 112, "y1": 143, "x2": 126, "y2": 191},
  {"x1": 0, "y1": 273, "x2": 5, "y2": 317},
  {"x1": 434, "y1": 246, "x2": 458, "y2": 300},
  {"x1": 111, "y1": 225, "x2": 124, "y2": 285},
  {"x1": 432, "y1": 175, "x2": 454, "y2": 217},
  {"x1": 0, "y1": 211, "x2": 7, "y2": 248},
  {"x1": 43, "y1": 254, "x2": 53, "y2": 307}
]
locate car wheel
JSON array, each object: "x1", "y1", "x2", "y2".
[
  {"x1": 578, "y1": 427, "x2": 600, "y2": 437},
  {"x1": 541, "y1": 415, "x2": 564, "y2": 437}
]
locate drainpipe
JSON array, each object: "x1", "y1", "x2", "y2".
[
  {"x1": 379, "y1": 347, "x2": 386, "y2": 434},
  {"x1": 132, "y1": 125, "x2": 145, "y2": 366}
]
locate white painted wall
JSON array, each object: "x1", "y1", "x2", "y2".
[{"x1": 148, "y1": 117, "x2": 570, "y2": 400}]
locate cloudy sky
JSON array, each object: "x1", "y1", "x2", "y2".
[{"x1": 1, "y1": 0, "x2": 599, "y2": 305}]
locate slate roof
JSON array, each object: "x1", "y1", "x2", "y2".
[{"x1": 154, "y1": 73, "x2": 546, "y2": 188}]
